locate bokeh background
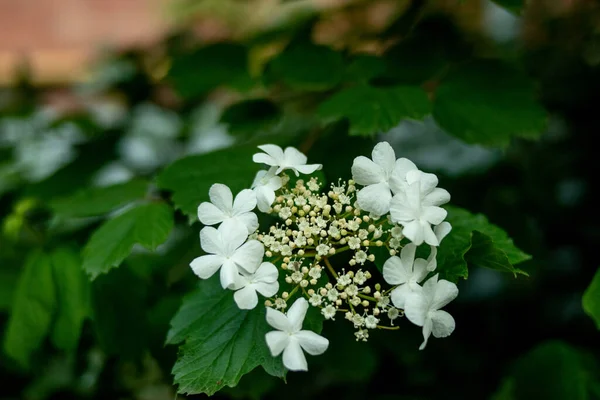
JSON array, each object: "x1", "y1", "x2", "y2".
[{"x1": 1, "y1": 0, "x2": 599, "y2": 399}]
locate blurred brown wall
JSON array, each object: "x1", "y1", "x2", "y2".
[{"x1": 0, "y1": 0, "x2": 169, "y2": 84}]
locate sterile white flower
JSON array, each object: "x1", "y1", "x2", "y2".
[
  {"x1": 404, "y1": 274, "x2": 458, "y2": 350},
  {"x1": 251, "y1": 169, "x2": 283, "y2": 212},
  {"x1": 197, "y1": 183, "x2": 259, "y2": 233},
  {"x1": 383, "y1": 244, "x2": 435, "y2": 309},
  {"x1": 232, "y1": 262, "x2": 279, "y2": 310},
  {"x1": 190, "y1": 220, "x2": 264, "y2": 289},
  {"x1": 265, "y1": 298, "x2": 329, "y2": 371},
  {"x1": 351, "y1": 141, "x2": 417, "y2": 216},
  {"x1": 389, "y1": 170, "x2": 450, "y2": 246},
  {"x1": 252, "y1": 144, "x2": 322, "y2": 176}
]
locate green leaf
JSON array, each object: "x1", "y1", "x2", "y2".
[
  {"x1": 221, "y1": 99, "x2": 281, "y2": 136},
  {"x1": 491, "y1": 0, "x2": 523, "y2": 15},
  {"x1": 345, "y1": 54, "x2": 386, "y2": 83},
  {"x1": 510, "y1": 341, "x2": 592, "y2": 400},
  {"x1": 268, "y1": 42, "x2": 344, "y2": 91},
  {"x1": 157, "y1": 146, "x2": 260, "y2": 221},
  {"x1": 50, "y1": 248, "x2": 89, "y2": 351},
  {"x1": 318, "y1": 84, "x2": 431, "y2": 136},
  {"x1": 168, "y1": 276, "x2": 285, "y2": 396},
  {"x1": 3, "y1": 251, "x2": 56, "y2": 368},
  {"x1": 433, "y1": 60, "x2": 547, "y2": 147},
  {"x1": 168, "y1": 43, "x2": 253, "y2": 99},
  {"x1": 50, "y1": 179, "x2": 149, "y2": 218},
  {"x1": 437, "y1": 206, "x2": 530, "y2": 282},
  {"x1": 82, "y1": 203, "x2": 174, "y2": 279},
  {"x1": 0, "y1": 268, "x2": 19, "y2": 311},
  {"x1": 583, "y1": 267, "x2": 600, "y2": 330},
  {"x1": 91, "y1": 267, "x2": 149, "y2": 358}
]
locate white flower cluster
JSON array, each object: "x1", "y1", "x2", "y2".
[{"x1": 190, "y1": 141, "x2": 460, "y2": 371}]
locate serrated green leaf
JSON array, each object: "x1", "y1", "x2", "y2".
[
  {"x1": 168, "y1": 43, "x2": 253, "y2": 99},
  {"x1": 157, "y1": 146, "x2": 260, "y2": 221},
  {"x1": 50, "y1": 179, "x2": 148, "y2": 218},
  {"x1": 82, "y1": 203, "x2": 174, "y2": 279},
  {"x1": 50, "y1": 248, "x2": 89, "y2": 351},
  {"x1": 318, "y1": 84, "x2": 431, "y2": 136},
  {"x1": 511, "y1": 341, "x2": 591, "y2": 400},
  {"x1": 433, "y1": 60, "x2": 547, "y2": 147},
  {"x1": 169, "y1": 276, "x2": 285, "y2": 396},
  {"x1": 583, "y1": 267, "x2": 600, "y2": 330},
  {"x1": 437, "y1": 206, "x2": 530, "y2": 282},
  {"x1": 268, "y1": 42, "x2": 344, "y2": 91},
  {"x1": 91, "y1": 267, "x2": 148, "y2": 358},
  {"x1": 221, "y1": 99, "x2": 281, "y2": 136},
  {"x1": 3, "y1": 251, "x2": 56, "y2": 368}
]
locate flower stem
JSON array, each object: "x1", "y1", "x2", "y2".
[
  {"x1": 376, "y1": 325, "x2": 400, "y2": 330},
  {"x1": 323, "y1": 257, "x2": 338, "y2": 279}
]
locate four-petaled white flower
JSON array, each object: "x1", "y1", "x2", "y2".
[
  {"x1": 251, "y1": 168, "x2": 283, "y2": 212},
  {"x1": 389, "y1": 170, "x2": 450, "y2": 246},
  {"x1": 265, "y1": 298, "x2": 329, "y2": 371},
  {"x1": 197, "y1": 183, "x2": 259, "y2": 233},
  {"x1": 351, "y1": 141, "x2": 417, "y2": 216},
  {"x1": 404, "y1": 274, "x2": 458, "y2": 350},
  {"x1": 232, "y1": 262, "x2": 279, "y2": 310},
  {"x1": 190, "y1": 220, "x2": 264, "y2": 289},
  {"x1": 253, "y1": 144, "x2": 322, "y2": 176},
  {"x1": 383, "y1": 244, "x2": 435, "y2": 309}
]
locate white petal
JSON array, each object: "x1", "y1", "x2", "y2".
[
  {"x1": 434, "y1": 222, "x2": 452, "y2": 244},
  {"x1": 231, "y1": 240, "x2": 264, "y2": 274},
  {"x1": 233, "y1": 286, "x2": 259, "y2": 309},
  {"x1": 257, "y1": 144, "x2": 284, "y2": 163},
  {"x1": 351, "y1": 156, "x2": 384, "y2": 186},
  {"x1": 389, "y1": 158, "x2": 417, "y2": 193},
  {"x1": 266, "y1": 307, "x2": 291, "y2": 331},
  {"x1": 390, "y1": 284, "x2": 412, "y2": 309},
  {"x1": 295, "y1": 330, "x2": 329, "y2": 355},
  {"x1": 404, "y1": 290, "x2": 428, "y2": 326},
  {"x1": 426, "y1": 247, "x2": 438, "y2": 272},
  {"x1": 371, "y1": 141, "x2": 396, "y2": 175},
  {"x1": 412, "y1": 258, "x2": 430, "y2": 282},
  {"x1": 415, "y1": 171, "x2": 439, "y2": 194},
  {"x1": 266, "y1": 175, "x2": 283, "y2": 190},
  {"x1": 253, "y1": 153, "x2": 277, "y2": 166},
  {"x1": 422, "y1": 223, "x2": 439, "y2": 246},
  {"x1": 430, "y1": 310, "x2": 455, "y2": 338},
  {"x1": 219, "y1": 259, "x2": 239, "y2": 289},
  {"x1": 199, "y1": 226, "x2": 223, "y2": 255},
  {"x1": 233, "y1": 189, "x2": 257, "y2": 215},
  {"x1": 255, "y1": 186, "x2": 276, "y2": 212},
  {"x1": 251, "y1": 170, "x2": 268, "y2": 188},
  {"x1": 209, "y1": 183, "x2": 233, "y2": 213},
  {"x1": 356, "y1": 183, "x2": 392, "y2": 215},
  {"x1": 233, "y1": 212, "x2": 259, "y2": 234},
  {"x1": 197, "y1": 202, "x2": 226, "y2": 225},
  {"x1": 265, "y1": 330, "x2": 289, "y2": 356},
  {"x1": 419, "y1": 318, "x2": 433, "y2": 350},
  {"x1": 286, "y1": 298, "x2": 308, "y2": 333},
  {"x1": 422, "y1": 206, "x2": 447, "y2": 225},
  {"x1": 294, "y1": 164, "x2": 322, "y2": 175},
  {"x1": 431, "y1": 279, "x2": 459, "y2": 310},
  {"x1": 382, "y1": 256, "x2": 411, "y2": 285},
  {"x1": 389, "y1": 194, "x2": 417, "y2": 222},
  {"x1": 400, "y1": 243, "x2": 417, "y2": 268},
  {"x1": 254, "y1": 262, "x2": 279, "y2": 283},
  {"x1": 282, "y1": 337, "x2": 308, "y2": 371},
  {"x1": 253, "y1": 281, "x2": 279, "y2": 298},
  {"x1": 219, "y1": 219, "x2": 249, "y2": 255},
  {"x1": 190, "y1": 255, "x2": 224, "y2": 279},
  {"x1": 402, "y1": 220, "x2": 425, "y2": 246},
  {"x1": 283, "y1": 147, "x2": 308, "y2": 166},
  {"x1": 423, "y1": 188, "x2": 451, "y2": 207}
]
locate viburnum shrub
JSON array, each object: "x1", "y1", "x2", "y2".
[{"x1": 191, "y1": 141, "x2": 458, "y2": 371}]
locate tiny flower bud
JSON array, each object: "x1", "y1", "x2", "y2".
[
  {"x1": 328, "y1": 248, "x2": 335, "y2": 255},
  {"x1": 389, "y1": 249, "x2": 396, "y2": 256},
  {"x1": 365, "y1": 271, "x2": 372, "y2": 279},
  {"x1": 300, "y1": 280, "x2": 309, "y2": 287},
  {"x1": 349, "y1": 259, "x2": 356, "y2": 266},
  {"x1": 375, "y1": 240, "x2": 383, "y2": 247},
  {"x1": 287, "y1": 199, "x2": 294, "y2": 207},
  {"x1": 368, "y1": 254, "x2": 375, "y2": 262},
  {"x1": 335, "y1": 299, "x2": 342, "y2": 306},
  {"x1": 345, "y1": 206, "x2": 353, "y2": 213},
  {"x1": 354, "y1": 209, "x2": 361, "y2": 216},
  {"x1": 266, "y1": 251, "x2": 273, "y2": 257},
  {"x1": 326, "y1": 283, "x2": 333, "y2": 289},
  {"x1": 374, "y1": 283, "x2": 381, "y2": 291},
  {"x1": 362, "y1": 300, "x2": 369, "y2": 307},
  {"x1": 310, "y1": 279, "x2": 318, "y2": 285},
  {"x1": 265, "y1": 300, "x2": 273, "y2": 307},
  {"x1": 374, "y1": 291, "x2": 381, "y2": 299},
  {"x1": 281, "y1": 263, "x2": 288, "y2": 270},
  {"x1": 320, "y1": 288, "x2": 328, "y2": 296},
  {"x1": 373, "y1": 308, "x2": 380, "y2": 316},
  {"x1": 298, "y1": 249, "x2": 305, "y2": 256},
  {"x1": 362, "y1": 240, "x2": 370, "y2": 246},
  {"x1": 285, "y1": 276, "x2": 293, "y2": 284},
  {"x1": 320, "y1": 230, "x2": 327, "y2": 237},
  {"x1": 363, "y1": 286, "x2": 371, "y2": 294},
  {"x1": 283, "y1": 257, "x2": 290, "y2": 263},
  {"x1": 282, "y1": 292, "x2": 289, "y2": 299},
  {"x1": 340, "y1": 292, "x2": 348, "y2": 299}
]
